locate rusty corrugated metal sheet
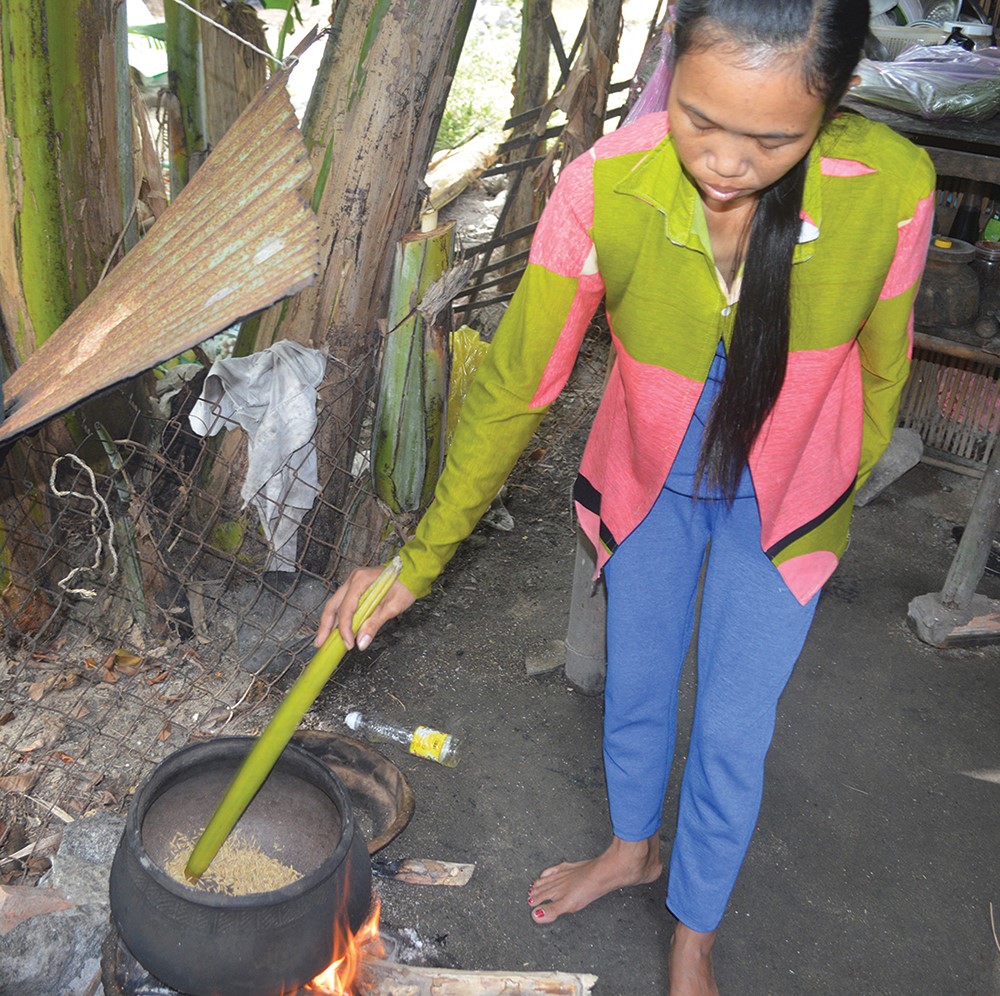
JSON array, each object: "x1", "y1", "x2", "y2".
[{"x1": 0, "y1": 71, "x2": 321, "y2": 443}]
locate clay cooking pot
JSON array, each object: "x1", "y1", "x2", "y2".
[{"x1": 109, "y1": 737, "x2": 371, "y2": 996}]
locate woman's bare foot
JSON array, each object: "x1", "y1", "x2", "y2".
[
  {"x1": 527, "y1": 834, "x2": 662, "y2": 924},
  {"x1": 668, "y1": 923, "x2": 719, "y2": 996}
]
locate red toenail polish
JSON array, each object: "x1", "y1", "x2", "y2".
[{"x1": 534, "y1": 909, "x2": 544, "y2": 919}]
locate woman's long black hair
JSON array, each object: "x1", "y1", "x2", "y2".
[{"x1": 673, "y1": 0, "x2": 870, "y2": 501}]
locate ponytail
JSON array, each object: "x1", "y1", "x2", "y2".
[{"x1": 696, "y1": 155, "x2": 808, "y2": 501}]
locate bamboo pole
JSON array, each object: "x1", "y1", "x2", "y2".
[
  {"x1": 165, "y1": 0, "x2": 208, "y2": 195},
  {"x1": 185, "y1": 558, "x2": 401, "y2": 879}
]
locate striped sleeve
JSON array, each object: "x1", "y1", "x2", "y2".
[
  {"x1": 855, "y1": 147, "x2": 935, "y2": 490},
  {"x1": 396, "y1": 153, "x2": 605, "y2": 598}
]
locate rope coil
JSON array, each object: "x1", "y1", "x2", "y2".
[{"x1": 49, "y1": 455, "x2": 119, "y2": 598}]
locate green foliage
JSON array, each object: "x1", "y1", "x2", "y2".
[
  {"x1": 435, "y1": 2, "x2": 521, "y2": 154},
  {"x1": 129, "y1": 22, "x2": 166, "y2": 45},
  {"x1": 260, "y1": 0, "x2": 320, "y2": 59},
  {"x1": 209, "y1": 519, "x2": 245, "y2": 555}
]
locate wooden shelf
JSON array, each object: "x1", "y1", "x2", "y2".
[
  {"x1": 914, "y1": 328, "x2": 1000, "y2": 363},
  {"x1": 842, "y1": 98, "x2": 1000, "y2": 187}
]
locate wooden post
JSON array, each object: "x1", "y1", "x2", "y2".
[
  {"x1": 908, "y1": 436, "x2": 1000, "y2": 646},
  {"x1": 941, "y1": 439, "x2": 1000, "y2": 609},
  {"x1": 564, "y1": 531, "x2": 607, "y2": 694}
]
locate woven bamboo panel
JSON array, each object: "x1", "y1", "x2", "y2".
[{"x1": 899, "y1": 333, "x2": 1000, "y2": 475}]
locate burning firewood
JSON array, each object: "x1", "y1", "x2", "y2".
[{"x1": 370, "y1": 857, "x2": 474, "y2": 887}]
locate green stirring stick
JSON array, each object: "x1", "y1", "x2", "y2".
[{"x1": 185, "y1": 557, "x2": 401, "y2": 880}]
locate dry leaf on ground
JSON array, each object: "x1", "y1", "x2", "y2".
[
  {"x1": 28, "y1": 671, "x2": 82, "y2": 701},
  {"x1": 0, "y1": 772, "x2": 39, "y2": 794},
  {"x1": 14, "y1": 737, "x2": 46, "y2": 754},
  {"x1": 26, "y1": 682, "x2": 49, "y2": 702},
  {"x1": 110, "y1": 649, "x2": 143, "y2": 677}
]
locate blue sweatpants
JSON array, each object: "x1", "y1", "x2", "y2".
[{"x1": 602, "y1": 346, "x2": 819, "y2": 933}]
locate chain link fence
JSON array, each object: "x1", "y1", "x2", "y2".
[{"x1": 0, "y1": 362, "x2": 397, "y2": 881}]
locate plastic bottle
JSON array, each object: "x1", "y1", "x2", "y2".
[
  {"x1": 983, "y1": 206, "x2": 1000, "y2": 243},
  {"x1": 345, "y1": 710, "x2": 461, "y2": 767},
  {"x1": 973, "y1": 240, "x2": 1000, "y2": 320},
  {"x1": 949, "y1": 190, "x2": 983, "y2": 245}
]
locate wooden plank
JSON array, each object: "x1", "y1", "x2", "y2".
[
  {"x1": 359, "y1": 960, "x2": 598, "y2": 995},
  {"x1": 925, "y1": 147, "x2": 1000, "y2": 189},
  {"x1": 843, "y1": 97, "x2": 1000, "y2": 156},
  {"x1": 913, "y1": 332, "x2": 1000, "y2": 367},
  {"x1": 371, "y1": 857, "x2": 474, "y2": 886}
]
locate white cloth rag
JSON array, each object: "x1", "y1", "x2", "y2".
[{"x1": 188, "y1": 340, "x2": 326, "y2": 572}]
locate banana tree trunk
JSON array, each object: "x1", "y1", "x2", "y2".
[
  {"x1": 242, "y1": 0, "x2": 477, "y2": 575},
  {"x1": 503, "y1": 0, "x2": 553, "y2": 246},
  {"x1": 200, "y1": 0, "x2": 268, "y2": 148},
  {"x1": 0, "y1": 0, "x2": 134, "y2": 363},
  {"x1": 532, "y1": 0, "x2": 622, "y2": 208},
  {"x1": 0, "y1": 0, "x2": 134, "y2": 629},
  {"x1": 165, "y1": 0, "x2": 208, "y2": 194},
  {"x1": 372, "y1": 218, "x2": 455, "y2": 514},
  {"x1": 555, "y1": 0, "x2": 623, "y2": 165}
]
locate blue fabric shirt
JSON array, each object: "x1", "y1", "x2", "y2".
[{"x1": 665, "y1": 342, "x2": 755, "y2": 499}]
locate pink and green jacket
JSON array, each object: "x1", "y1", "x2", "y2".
[{"x1": 397, "y1": 110, "x2": 935, "y2": 605}]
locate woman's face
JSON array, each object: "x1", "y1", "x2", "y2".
[{"x1": 667, "y1": 41, "x2": 827, "y2": 212}]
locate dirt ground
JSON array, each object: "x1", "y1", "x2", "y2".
[{"x1": 0, "y1": 171, "x2": 997, "y2": 996}]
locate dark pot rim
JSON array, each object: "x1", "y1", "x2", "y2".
[{"x1": 125, "y1": 736, "x2": 359, "y2": 909}]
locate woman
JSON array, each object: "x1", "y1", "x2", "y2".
[{"x1": 317, "y1": 1, "x2": 934, "y2": 990}]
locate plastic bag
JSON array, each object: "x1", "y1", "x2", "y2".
[
  {"x1": 621, "y1": 10, "x2": 675, "y2": 126},
  {"x1": 852, "y1": 44, "x2": 1000, "y2": 122}
]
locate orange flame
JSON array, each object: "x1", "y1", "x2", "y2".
[{"x1": 302, "y1": 896, "x2": 383, "y2": 995}]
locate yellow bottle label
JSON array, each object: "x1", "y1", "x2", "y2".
[{"x1": 410, "y1": 726, "x2": 448, "y2": 760}]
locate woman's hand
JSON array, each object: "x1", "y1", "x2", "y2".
[{"x1": 314, "y1": 569, "x2": 416, "y2": 651}]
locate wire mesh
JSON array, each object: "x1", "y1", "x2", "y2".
[{"x1": 0, "y1": 370, "x2": 393, "y2": 883}]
